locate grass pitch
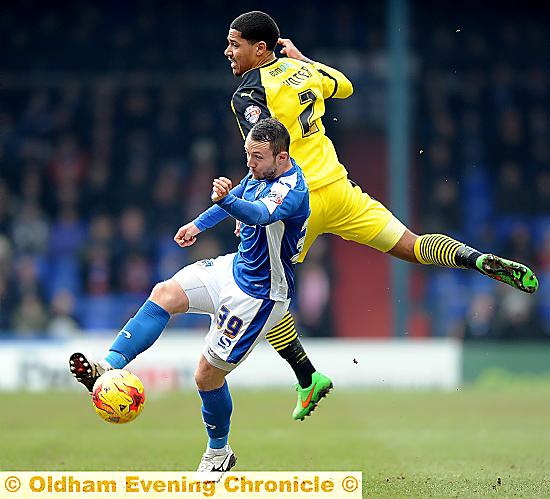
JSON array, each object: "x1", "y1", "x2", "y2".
[{"x1": 1, "y1": 382, "x2": 550, "y2": 497}]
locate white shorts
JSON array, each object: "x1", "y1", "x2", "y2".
[{"x1": 173, "y1": 253, "x2": 290, "y2": 371}]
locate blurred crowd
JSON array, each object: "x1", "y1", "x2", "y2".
[
  {"x1": 415, "y1": 2, "x2": 549, "y2": 339},
  {"x1": 1, "y1": 0, "x2": 380, "y2": 336},
  {"x1": 0, "y1": 1, "x2": 547, "y2": 339}
]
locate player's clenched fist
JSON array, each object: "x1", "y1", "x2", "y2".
[
  {"x1": 211, "y1": 177, "x2": 233, "y2": 202},
  {"x1": 174, "y1": 222, "x2": 200, "y2": 248},
  {"x1": 277, "y1": 38, "x2": 305, "y2": 61}
]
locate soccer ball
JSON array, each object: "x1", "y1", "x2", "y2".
[{"x1": 91, "y1": 369, "x2": 146, "y2": 424}]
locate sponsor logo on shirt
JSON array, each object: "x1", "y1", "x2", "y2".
[
  {"x1": 269, "y1": 62, "x2": 292, "y2": 76},
  {"x1": 198, "y1": 259, "x2": 214, "y2": 267},
  {"x1": 268, "y1": 190, "x2": 284, "y2": 206}
]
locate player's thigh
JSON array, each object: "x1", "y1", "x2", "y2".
[
  {"x1": 325, "y1": 179, "x2": 406, "y2": 252},
  {"x1": 297, "y1": 188, "x2": 324, "y2": 262},
  {"x1": 204, "y1": 286, "x2": 290, "y2": 371},
  {"x1": 172, "y1": 254, "x2": 235, "y2": 314}
]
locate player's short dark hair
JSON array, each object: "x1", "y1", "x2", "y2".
[
  {"x1": 249, "y1": 118, "x2": 290, "y2": 157},
  {"x1": 230, "y1": 11, "x2": 280, "y2": 51}
]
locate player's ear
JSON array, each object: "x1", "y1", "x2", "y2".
[
  {"x1": 256, "y1": 41, "x2": 267, "y2": 55},
  {"x1": 277, "y1": 151, "x2": 289, "y2": 163}
]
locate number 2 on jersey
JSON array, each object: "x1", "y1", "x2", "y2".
[{"x1": 298, "y1": 89, "x2": 320, "y2": 138}]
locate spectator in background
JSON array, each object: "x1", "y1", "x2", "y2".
[
  {"x1": 11, "y1": 292, "x2": 49, "y2": 336},
  {"x1": 14, "y1": 255, "x2": 46, "y2": 301},
  {"x1": 0, "y1": 180, "x2": 13, "y2": 235},
  {"x1": 534, "y1": 170, "x2": 550, "y2": 214},
  {"x1": 81, "y1": 212, "x2": 116, "y2": 295},
  {"x1": 496, "y1": 161, "x2": 531, "y2": 215},
  {"x1": 114, "y1": 206, "x2": 153, "y2": 264},
  {"x1": 502, "y1": 222, "x2": 536, "y2": 267},
  {"x1": 114, "y1": 207, "x2": 154, "y2": 306},
  {"x1": 151, "y1": 162, "x2": 186, "y2": 236},
  {"x1": 295, "y1": 240, "x2": 333, "y2": 337},
  {"x1": 49, "y1": 134, "x2": 87, "y2": 187},
  {"x1": 493, "y1": 289, "x2": 544, "y2": 341},
  {"x1": 118, "y1": 158, "x2": 150, "y2": 208},
  {"x1": 537, "y1": 229, "x2": 550, "y2": 273},
  {"x1": 0, "y1": 274, "x2": 17, "y2": 331},
  {"x1": 0, "y1": 236, "x2": 18, "y2": 332},
  {"x1": 11, "y1": 202, "x2": 49, "y2": 255},
  {"x1": 47, "y1": 289, "x2": 81, "y2": 338},
  {"x1": 82, "y1": 160, "x2": 112, "y2": 212},
  {"x1": 461, "y1": 293, "x2": 497, "y2": 341},
  {"x1": 81, "y1": 243, "x2": 114, "y2": 296},
  {"x1": 425, "y1": 177, "x2": 461, "y2": 234}
]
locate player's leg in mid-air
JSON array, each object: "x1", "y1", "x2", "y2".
[
  {"x1": 227, "y1": 221, "x2": 333, "y2": 422},
  {"x1": 259, "y1": 176, "x2": 539, "y2": 422},
  {"x1": 71, "y1": 257, "x2": 241, "y2": 478},
  {"x1": 261, "y1": 192, "x2": 335, "y2": 422},
  {"x1": 388, "y1": 230, "x2": 538, "y2": 293},
  {"x1": 322, "y1": 176, "x2": 538, "y2": 293},
  {"x1": 265, "y1": 312, "x2": 333, "y2": 421}
]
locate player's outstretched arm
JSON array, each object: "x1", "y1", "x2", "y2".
[
  {"x1": 174, "y1": 222, "x2": 201, "y2": 248},
  {"x1": 278, "y1": 38, "x2": 353, "y2": 99}
]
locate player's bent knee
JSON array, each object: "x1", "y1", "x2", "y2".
[
  {"x1": 149, "y1": 279, "x2": 189, "y2": 314},
  {"x1": 194, "y1": 357, "x2": 227, "y2": 391}
]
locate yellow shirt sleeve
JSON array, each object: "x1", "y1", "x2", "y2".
[{"x1": 312, "y1": 61, "x2": 354, "y2": 99}]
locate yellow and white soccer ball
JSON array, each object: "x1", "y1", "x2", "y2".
[{"x1": 91, "y1": 369, "x2": 146, "y2": 424}]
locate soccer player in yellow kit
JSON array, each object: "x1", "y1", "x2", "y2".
[{"x1": 225, "y1": 11, "x2": 539, "y2": 421}]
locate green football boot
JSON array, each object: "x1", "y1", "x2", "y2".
[
  {"x1": 292, "y1": 371, "x2": 333, "y2": 421},
  {"x1": 476, "y1": 254, "x2": 538, "y2": 294}
]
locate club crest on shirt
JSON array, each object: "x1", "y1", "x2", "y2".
[
  {"x1": 255, "y1": 182, "x2": 266, "y2": 198},
  {"x1": 244, "y1": 105, "x2": 262, "y2": 124}
]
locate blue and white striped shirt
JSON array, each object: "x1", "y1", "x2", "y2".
[{"x1": 194, "y1": 159, "x2": 309, "y2": 301}]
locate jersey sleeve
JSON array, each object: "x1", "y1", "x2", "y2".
[
  {"x1": 258, "y1": 179, "x2": 309, "y2": 225},
  {"x1": 193, "y1": 181, "x2": 246, "y2": 231},
  {"x1": 216, "y1": 178, "x2": 308, "y2": 227},
  {"x1": 312, "y1": 61, "x2": 354, "y2": 100},
  {"x1": 231, "y1": 72, "x2": 272, "y2": 138},
  {"x1": 215, "y1": 195, "x2": 271, "y2": 226}
]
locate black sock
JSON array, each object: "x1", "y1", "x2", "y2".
[
  {"x1": 455, "y1": 245, "x2": 483, "y2": 270},
  {"x1": 278, "y1": 338, "x2": 315, "y2": 388}
]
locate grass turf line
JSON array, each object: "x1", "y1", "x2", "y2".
[{"x1": 1, "y1": 385, "x2": 549, "y2": 497}]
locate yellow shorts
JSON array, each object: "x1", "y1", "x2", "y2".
[{"x1": 299, "y1": 177, "x2": 406, "y2": 262}]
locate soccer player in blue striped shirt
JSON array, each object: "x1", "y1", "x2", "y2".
[{"x1": 70, "y1": 118, "x2": 313, "y2": 479}]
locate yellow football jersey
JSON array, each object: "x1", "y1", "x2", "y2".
[{"x1": 231, "y1": 57, "x2": 353, "y2": 192}]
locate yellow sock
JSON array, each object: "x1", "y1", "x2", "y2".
[
  {"x1": 413, "y1": 234, "x2": 465, "y2": 268},
  {"x1": 265, "y1": 312, "x2": 298, "y2": 351}
]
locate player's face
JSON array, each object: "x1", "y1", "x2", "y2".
[
  {"x1": 225, "y1": 29, "x2": 257, "y2": 76},
  {"x1": 244, "y1": 136, "x2": 282, "y2": 180}
]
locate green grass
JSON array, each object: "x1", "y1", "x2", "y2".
[{"x1": 1, "y1": 384, "x2": 550, "y2": 497}]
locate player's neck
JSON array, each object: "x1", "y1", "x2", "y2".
[
  {"x1": 271, "y1": 159, "x2": 293, "y2": 180},
  {"x1": 252, "y1": 53, "x2": 276, "y2": 70}
]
